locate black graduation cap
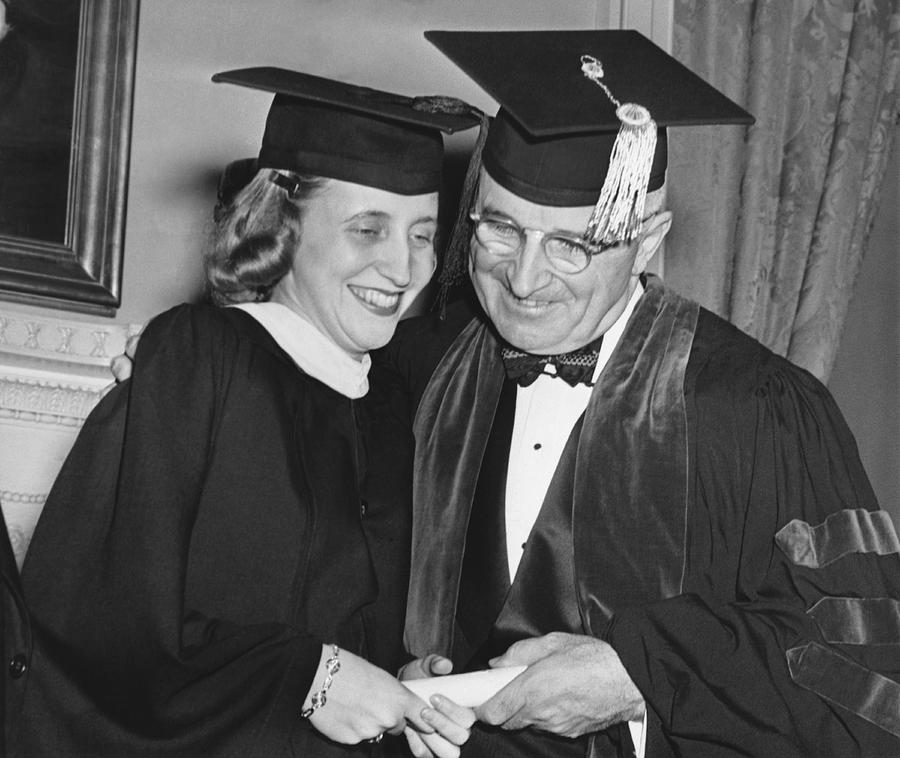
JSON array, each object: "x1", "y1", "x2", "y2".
[
  {"x1": 211, "y1": 67, "x2": 481, "y2": 195},
  {"x1": 426, "y1": 30, "x2": 754, "y2": 245}
]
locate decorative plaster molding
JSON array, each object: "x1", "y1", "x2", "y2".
[
  {"x1": 1, "y1": 491, "x2": 48, "y2": 567},
  {"x1": 5, "y1": 523, "x2": 31, "y2": 567},
  {"x1": 0, "y1": 490, "x2": 46, "y2": 506},
  {"x1": 0, "y1": 306, "x2": 141, "y2": 370},
  {"x1": 0, "y1": 375, "x2": 102, "y2": 425},
  {"x1": 0, "y1": 307, "x2": 143, "y2": 568}
]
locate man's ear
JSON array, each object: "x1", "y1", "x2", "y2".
[{"x1": 632, "y1": 210, "x2": 672, "y2": 274}]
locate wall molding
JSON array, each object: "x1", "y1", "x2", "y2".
[
  {"x1": 0, "y1": 376, "x2": 103, "y2": 426},
  {"x1": 0, "y1": 305, "x2": 142, "y2": 568},
  {"x1": 0, "y1": 308, "x2": 140, "y2": 372}
]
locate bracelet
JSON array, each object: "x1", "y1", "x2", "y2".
[{"x1": 301, "y1": 644, "x2": 341, "y2": 718}]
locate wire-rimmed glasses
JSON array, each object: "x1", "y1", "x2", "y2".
[{"x1": 468, "y1": 212, "x2": 622, "y2": 274}]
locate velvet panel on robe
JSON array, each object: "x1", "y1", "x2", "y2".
[
  {"x1": 13, "y1": 304, "x2": 411, "y2": 758},
  {"x1": 385, "y1": 280, "x2": 900, "y2": 758}
]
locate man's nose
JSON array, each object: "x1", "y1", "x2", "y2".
[{"x1": 505, "y1": 232, "x2": 552, "y2": 296}]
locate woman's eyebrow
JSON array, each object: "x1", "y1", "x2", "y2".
[
  {"x1": 344, "y1": 210, "x2": 391, "y2": 223},
  {"x1": 343, "y1": 211, "x2": 437, "y2": 226}
]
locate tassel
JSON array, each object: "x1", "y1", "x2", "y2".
[
  {"x1": 406, "y1": 95, "x2": 489, "y2": 317},
  {"x1": 434, "y1": 109, "x2": 490, "y2": 318},
  {"x1": 580, "y1": 55, "x2": 657, "y2": 246}
]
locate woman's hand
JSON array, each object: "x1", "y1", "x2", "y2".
[
  {"x1": 399, "y1": 654, "x2": 474, "y2": 758},
  {"x1": 403, "y1": 695, "x2": 475, "y2": 758},
  {"x1": 398, "y1": 653, "x2": 454, "y2": 682},
  {"x1": 305, "y1": 645, "x2": 427, "y2": 743}
]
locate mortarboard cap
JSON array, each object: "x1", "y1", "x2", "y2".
[
  {"x1": 426, "y1": 30, "x2": 753, "y2": 244},
  {"x1": 211, "y1": 67, "x2": 481, "y2": 195}
]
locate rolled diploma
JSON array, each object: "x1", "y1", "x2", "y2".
[{"x1": 402, "y1": 665, "x2": 527, "y2": 708}]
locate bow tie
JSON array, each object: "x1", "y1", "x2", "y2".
[{"x1": 500, "y1": 337, "x2": 603, "y2": 388}]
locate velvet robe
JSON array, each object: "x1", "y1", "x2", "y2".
[
  {"x1": 388, "y1": 279, "x2": 900, "y2": 758},
  {"x1": 10, "y1": 304, "x2": 413, "y2": 758}
]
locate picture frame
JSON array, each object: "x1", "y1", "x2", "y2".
[{"x1": 0, "y1": 0, "x2": 139, "y2": 316}]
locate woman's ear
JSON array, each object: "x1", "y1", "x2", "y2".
[{"x1": 632, "y1": 210, "x2": 672, "y2": 274}]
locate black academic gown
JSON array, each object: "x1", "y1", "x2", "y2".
[
  {"x1": 12, "y1": 304, "x2": 412, "y2": 758},
  {"x1": 389, "y1": 279, "x2": 900, "y2": 758},
  {"x1": 1, "y1": 522, "x2": 28, "y2": 758}
]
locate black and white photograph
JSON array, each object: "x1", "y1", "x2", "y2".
[{"x1": 0, "y1": 2, "x2": 898, "y2": 756}]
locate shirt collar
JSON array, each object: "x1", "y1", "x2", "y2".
[
  {"x1": 230, "y1": 302, "x2": 371, "y2": 399},
  {"x1": 592, "y1": 280, "x2": 644, "y2": 382}
]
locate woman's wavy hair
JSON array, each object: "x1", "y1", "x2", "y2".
[{"x1": 204, "y1": 169, "x2": 326, "y2": 306}]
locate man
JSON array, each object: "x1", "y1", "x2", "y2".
[{"x1": 392, "y1": 30, "x2": 900, "y2": 757}]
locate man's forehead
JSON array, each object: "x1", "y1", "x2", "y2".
[{"x1": 476, "y1": 168, "x2": 595, "y2": 230}]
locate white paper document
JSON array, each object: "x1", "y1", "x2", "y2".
[{"x1": 402, "y1": 665, "x2": 528, "y2": 707}]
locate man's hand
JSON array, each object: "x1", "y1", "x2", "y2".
[
  {"x1": 475, "y1": 632, "x2": 645, "y2": 738},
  {"x1": 109, "y1": 333, "x2": 140, "y2": 384}
]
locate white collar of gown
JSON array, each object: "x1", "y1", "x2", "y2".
[{"x1": 230, "y1": 302, "x2": 371, "y2": 399}]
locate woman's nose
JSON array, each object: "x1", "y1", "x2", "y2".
[{"x1": 375, "y1": 238, "x2": 412, "y2": 287}]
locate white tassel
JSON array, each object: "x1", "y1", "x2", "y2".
[{"x1": 581, "y1": 56, "x2": 657, "y2": 246}]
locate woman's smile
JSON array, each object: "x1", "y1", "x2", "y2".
[{"x1": 348, "y1": 284, "x2": 402, "y2": 315}]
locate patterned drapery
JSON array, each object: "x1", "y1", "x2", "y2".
[{"x1": 667, "y1": 0, "x2": 900, "y2": 381}]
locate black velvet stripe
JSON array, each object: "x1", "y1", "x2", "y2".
[
  {"x1": 787, "y1": 641, "x2": 900, "y2": 738},
  {"x1": 775, "y1": 509, "x2": 900, "y2": 569},
  {"x1": 455, "y1": 379, "x2": 516, "y2": 670}
]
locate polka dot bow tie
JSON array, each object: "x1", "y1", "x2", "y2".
[{"x1": 500, "y1": 337, "x2": 603, "y2": 388}]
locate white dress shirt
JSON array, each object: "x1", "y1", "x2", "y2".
[{"x1": 504, "y1": 282, "x2": 647, "y2": 758}]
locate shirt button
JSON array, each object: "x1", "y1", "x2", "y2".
[
  {"x1": 360, "y1": 500, "x2": 368, "y2": 517},
  {"x1": 8, "y1": 654, "x2": 27, "y2": 679}
]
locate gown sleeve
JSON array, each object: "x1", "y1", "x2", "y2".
[
  {"x1": 373, "y1": 296, "x2": 480, "y2": 419},
  {"x1": 20, "y1": 305, "x2": 322, "y2": 757},
  {"x1": 606, "y1": 324, "x2": 900, "y2": 757}
]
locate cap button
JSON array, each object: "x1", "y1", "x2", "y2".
[{"x1": 616, "y1": 103, "x2": 652, "y2": 127}]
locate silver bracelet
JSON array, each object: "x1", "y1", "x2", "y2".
[{"x1": 301, "y1": 644, "x2": 341, "y2": 718}]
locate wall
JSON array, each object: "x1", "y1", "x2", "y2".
[
  {"x1": 828, "y1": 123, "x2": 900, "y2": 524},
  {"x1": 5, "y1": 0, "x2": 684, "y2": 329},
  {"x1": 118, "y1": 0, "x2": 618, "y2": 327},
  {"x1": 2, "y1": 0, "x2": 686, "y2": 556},
  {"x1": 2, "y1": 0, "x2": 895, "y2": 520}
]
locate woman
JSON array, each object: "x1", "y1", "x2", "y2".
[{"x1": 14, "y1": 68, "x2": 477, "y2": 758}]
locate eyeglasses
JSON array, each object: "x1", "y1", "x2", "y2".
[{"x1": 469, "y1": 211, "x2": 623, "y2": 275}]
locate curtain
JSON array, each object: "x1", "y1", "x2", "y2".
[{"x1": 667, "y1": 0, "x2": 900, "y2": 381}]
